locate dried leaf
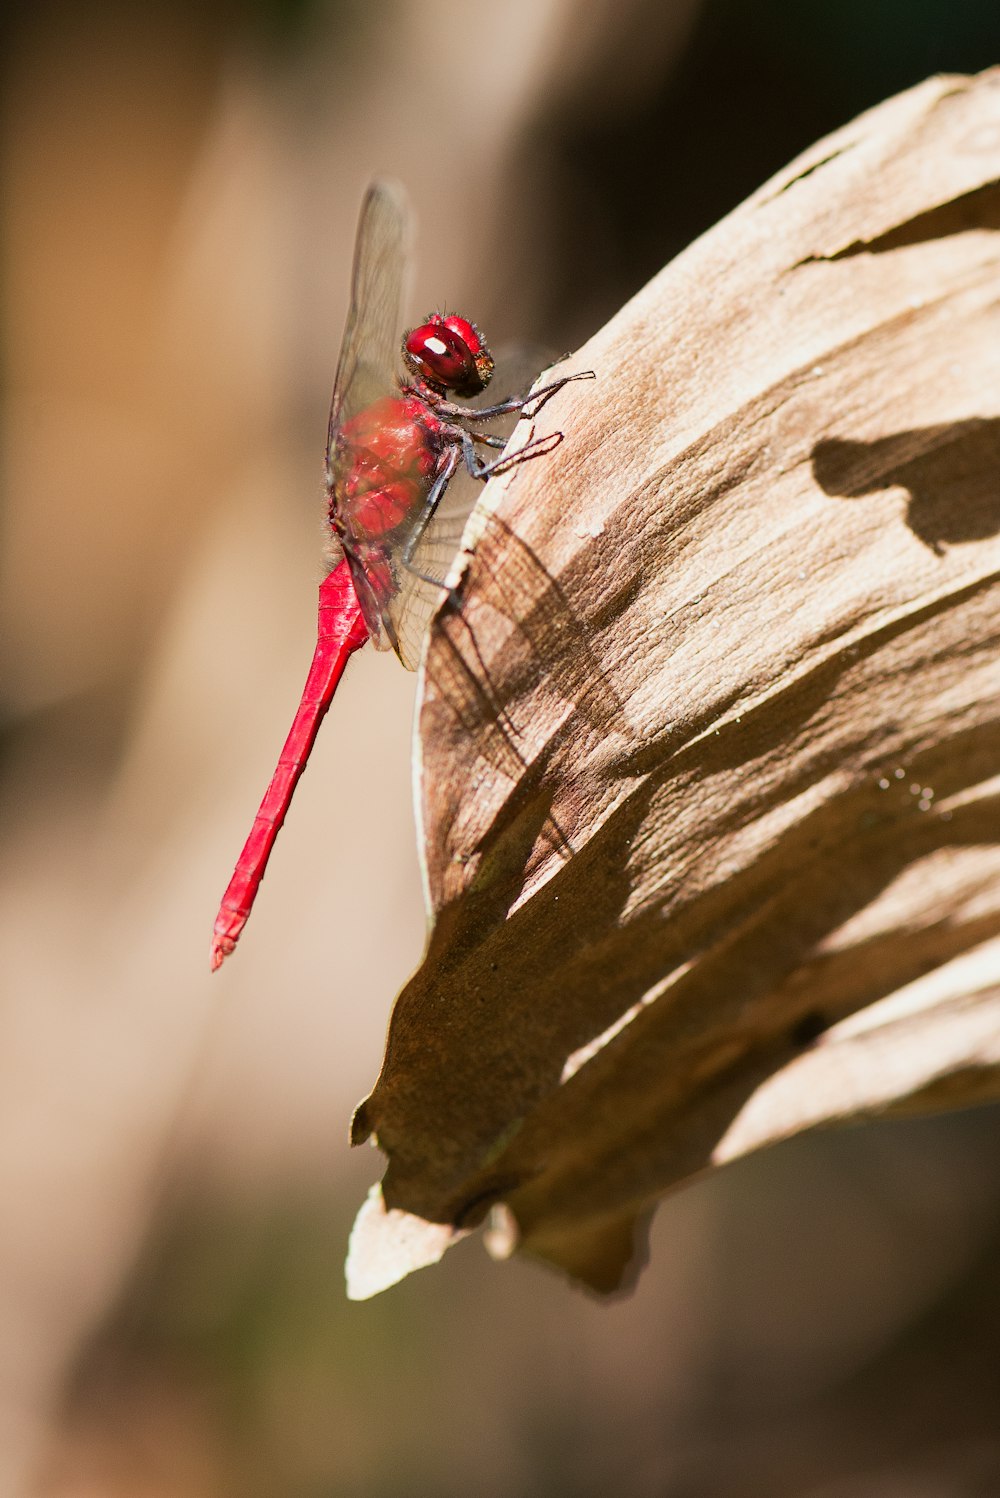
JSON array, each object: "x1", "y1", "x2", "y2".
[{"x1": 347, "y1": 70, "x2": 1000, "y2": 1299}]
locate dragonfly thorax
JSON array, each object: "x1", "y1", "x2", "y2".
[{"x1": 329, "y1": 393, "x2": 440, "y2": 540}]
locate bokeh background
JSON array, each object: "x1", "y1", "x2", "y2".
[{"x1": 3, "y1": 2, "x2": 1000, "y2": 1493}]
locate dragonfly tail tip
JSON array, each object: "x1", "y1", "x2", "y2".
[{"x1": 210, "y1": 923, "x2": 239, "y2": 972}]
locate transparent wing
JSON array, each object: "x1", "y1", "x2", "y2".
[
  {"x1": 326, "y1": 179, "x2": 411, "y2": 465},
  {"x1": 388, "y1": 346, "x2": 556, "y2": 671},
  {"x1": 388, "y1": 471, "x2": 481, "y2": 671}
]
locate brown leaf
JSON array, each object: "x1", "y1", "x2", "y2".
[{"x1": 346, "y1": 70, "x2": 1000, "y2": 1299}]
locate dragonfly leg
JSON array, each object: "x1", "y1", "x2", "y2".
[
  {"x1": 516, "y1": 368, "x2": 596, "y2": 421},
  {"x1": 415, "y1": 369, "x2": 595, "y2": 424},
  {"x1": 459, "y1": 427, "x2": 563, "y2": 480}
]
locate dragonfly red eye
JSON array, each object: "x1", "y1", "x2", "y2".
[{"x1": 403, "y1": 312, "x2": 494, "y2": 397}]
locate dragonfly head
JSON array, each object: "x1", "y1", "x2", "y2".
[{"x1": 402, "y1": 313, "x2": 494, "y2": 398}]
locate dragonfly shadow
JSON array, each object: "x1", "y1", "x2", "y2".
[
  {"x1": 420, "y1": 509, "x2": 631, "y2": 892},
  {"x1": 812, "y1": 417, "x2": 1000, "y2": 554},
  {"x1": 428, "y1": 509, "x2": 626, "y2": 757},
  {"x1": 457, "y1": 512, "x2": 625, "y2": 732}
]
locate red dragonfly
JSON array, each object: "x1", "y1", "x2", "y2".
[{"x1": 211, "y1": 180, "x2": 587, "y2": 969}]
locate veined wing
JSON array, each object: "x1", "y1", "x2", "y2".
[
  {"x1": 326, "y1": 179, "x2": 411, "y2": 470},
  {"x1": 388, "y1": 460, "x2": 480, "y2": 671}
]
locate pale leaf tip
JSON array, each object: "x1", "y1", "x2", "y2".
[{"x1": 345, "y1": 1184, "x2": 469, "y2": 1300}]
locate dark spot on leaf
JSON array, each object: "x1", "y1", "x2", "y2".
[
  {"x1": 812, "y1": 418, "x2": 1000, "y2": 552},
  {"x1": 789, "y1": 1010, "x2": 827, "y2": 1047}
]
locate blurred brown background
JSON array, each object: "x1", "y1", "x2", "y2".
[{"x1": 3, "y1": 2, "x2": 1000, "y2": 1494}]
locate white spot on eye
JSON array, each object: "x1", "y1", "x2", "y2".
[{"x1": 425, "y1": 336, "x2": 448, "y2": 356}]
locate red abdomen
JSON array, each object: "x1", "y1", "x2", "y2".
[{"x1": 330, "y1": 393, "x2": 439, "y2": 539}]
